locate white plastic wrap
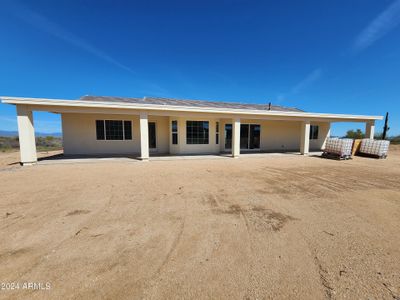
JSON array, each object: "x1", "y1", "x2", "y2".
[
  {"x1": 359, "y1": 139, "x2": 390, "y2": 157},
  {"x1": 323, "y1": 138, "x2": 353, "y2": 157}
]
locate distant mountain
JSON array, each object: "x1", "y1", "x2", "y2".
[{"x1": 0, "y1": 130, "x2": 62, "y2": 137}]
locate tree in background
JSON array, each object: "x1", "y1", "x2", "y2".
[{"x1": 345, "y1": 129, "x2": 365, "y2": 139}]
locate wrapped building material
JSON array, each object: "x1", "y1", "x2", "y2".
[
  {"x1": 359, "y1": 139, "x2": 390, "y2": 158},
  {"x1": 323, "y1": 138, "x2": 353, "y2": 159}
]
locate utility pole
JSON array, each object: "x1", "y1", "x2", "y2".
[{"x1": 382, "y1": 112, "x2": 389, "y2": 140}]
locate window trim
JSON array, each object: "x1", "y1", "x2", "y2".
[{"x1": 96, "y1": 119, "x2": 132, "y2": 141}]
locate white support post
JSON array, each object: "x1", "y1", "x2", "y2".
[
  {"x1": 139, "y1": 112, "x2": 149, "y2": 160},
  {"x1": 300, "y1": 120, "x2": 310, "y2": 155},
  {"x1": 232, "y1": 117, "x2": 241, "y2": 158},
  {"x1": 322, "y1": 122, "x2": 331, "y2": 149},
  {"x1": 365, "y1": 121, "x2": 375, "y2": 139},
  {"x1": 16, "y1": 105, "x2": 37, "y2": 165}
]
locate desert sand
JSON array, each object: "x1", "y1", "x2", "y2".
[{"x1": 0, "y1": 147, "x2": 399, "y2": 299}]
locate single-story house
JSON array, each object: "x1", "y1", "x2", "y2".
[{"x1": 1, "y1": 95, "x2": 382, "y2": 165}]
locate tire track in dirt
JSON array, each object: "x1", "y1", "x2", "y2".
[
  {"x1": 296, "y1": 229, "x2": 335, "y2": 300},
  {"x1": 314, "y1": 255, "x2": 334, "y2": 299},
  {"x1": 153, "y1": 205, "x2": 186, "y2": 277},
  {"x1": 11, "y1": 185, "x2": 117, "y2": 284},
  {"x1": 203, "y1": 194, "x2": 255, "y2": 297},
  {"x1": 114, "y1": 191, "x2": 188, "y2": 299},
  {"x1": 257, "y1": 167, "x2": 329, "y2": 198},
  {"x1": 259, "y1": 166, "x2": 400, "y2": 197},
  {"x1": 147, "y1": 190, "x2": 188, "y2": 283}
]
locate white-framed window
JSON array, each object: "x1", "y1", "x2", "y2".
[
  {"x1": 96, "y1": 120, "x2": 132, "y2": 140},
  {"x1": 216, "y1": 121, "x2": 219, "y2": 144},
  {"x1": 186, "y1": 121, "x2": 209, "y2": 144},
  {"x1": 172, "y1": 120, "x2": 178, "y2": 144},
  {"x1": 310, "y1": 125, "x2": 319, "y2": 140}
]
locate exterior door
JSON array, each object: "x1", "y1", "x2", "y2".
[
  {"x1": 148, "y1": 122, "x2": 156, "y2": 149},
  {"x1": 225, "y1": 124, "x2": 232, "y2": 149},
  {"x1": 248, "y1": 124, "x2": 260, "y2": 149},
  {"x1": 224, "y1": 123, "x2": 260, "y2": 150}
]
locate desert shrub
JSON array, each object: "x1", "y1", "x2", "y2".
[
  {"x1": 0, "y1": 136, "x2": 62, "y2": 151},
  {"x1": 390, "y1": 135, "x2": 400, "y2": 144},
  {"x1": 345, "y1": 129, "x2": 365, "y2": 139}
]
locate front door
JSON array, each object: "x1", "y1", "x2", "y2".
[
  {"x1": 148, "y1": 122, "x2": 156, "y2": 149},
  {"x1": 225, "y1": 123, "x2": 260, "y2": 150}
]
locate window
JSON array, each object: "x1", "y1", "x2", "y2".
[
  {"x1": 186, "y1": 121, "x2": 209, "y2": 144},
  {"x1": 172, "y1": 120, "x2": 178, "y2": 145},
  {"x1": 148, "y1": 122, "x2": 156, "y2": 148},
  {"x1": 310, "y1": 125, "x2": 319, "y2": 140},
  {"x1": 124, "y1": 121, "x2": 132, "y2": 140},
  {"x1": 95, "y1": 120, "x2": 132, "y2": 140},
  {"x1": 96, "y1": 120, "x2": 105, "y2": 140},
  {"x1": 216, "y1": 122, "x2": 220, "y2": 144}
]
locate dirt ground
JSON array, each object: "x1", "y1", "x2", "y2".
[{"x1": 0, "y1": 147, "x2": 399, "y2": 300}]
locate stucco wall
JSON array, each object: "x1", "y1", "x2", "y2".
[
  {"x1": 62, "y1": 113, "x2": 330, "y2": 155},
  {"x1": 219, "y1": 119, "x2": 302, "y2": 152},
  {"x1": 219, "y1": 119, "x2": 330, "y2": 152},
  {"x1": 309, "y1": 121, "x2": 330, "y2": 151},
  {"x1": 62, "y1": 113, "x2": 169, "y2": 155},
  {"x1": 149, "y1": 116, "x2": 169, "y2": 154},
  {"x1": 168, "y1": 116, "x2": 221, "y2": 154}
]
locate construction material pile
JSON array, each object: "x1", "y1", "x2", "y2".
[
  {"x1": 323, "y1": 138, "x2": 353, "y2": 159},
  {"x1": 359, "y1": 139, "x2": 390, "y2": 158}
]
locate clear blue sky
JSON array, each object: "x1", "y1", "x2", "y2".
[{"x1": 1, "y1": 0, "x2": 399, "y2": 136}]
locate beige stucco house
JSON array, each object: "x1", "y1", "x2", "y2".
[{"x1": 1, "y1": 95, "x2": 382, "y2": 165}]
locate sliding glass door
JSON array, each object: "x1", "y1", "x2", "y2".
[
  {"x1": 225, "y1": 124, "x2": 260, "y2": 150},
  {"x1": 225, "y1": 124, "x2": 232, "y2": 149},
  {"x1": 248, "y1": 124, "x2": 260, "y2": 149}
]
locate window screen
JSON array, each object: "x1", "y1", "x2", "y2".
[{"x1": 186, "y1": 121, "x2": 209, "y2": 144}]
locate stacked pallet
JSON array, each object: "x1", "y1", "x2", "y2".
[
  {"x1": 359, "y1": 139, "x2": 390, "y2": 158},
  {"x1": 323, "y1": 138, "x2": 353, "y2": 159}
]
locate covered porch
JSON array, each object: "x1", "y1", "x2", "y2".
[{"x1": 15, "y1": 103, "x2": 377, "y2": 165}]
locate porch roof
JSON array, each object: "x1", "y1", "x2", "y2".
[{"x1": 1, "y1": 96, "x2": 383, "y2": 122}]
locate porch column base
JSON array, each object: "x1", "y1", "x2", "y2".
[{"x1": 20, "y1": 161, "x2": 37, "y2": 166}]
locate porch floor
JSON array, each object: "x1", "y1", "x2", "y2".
[{"x1": 36, "y1": 151, "x2": 323, "y2": 165}]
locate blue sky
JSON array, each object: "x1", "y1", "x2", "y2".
[{"x1": 1, "y1": 0, "x2": 400, "y2": 136}]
